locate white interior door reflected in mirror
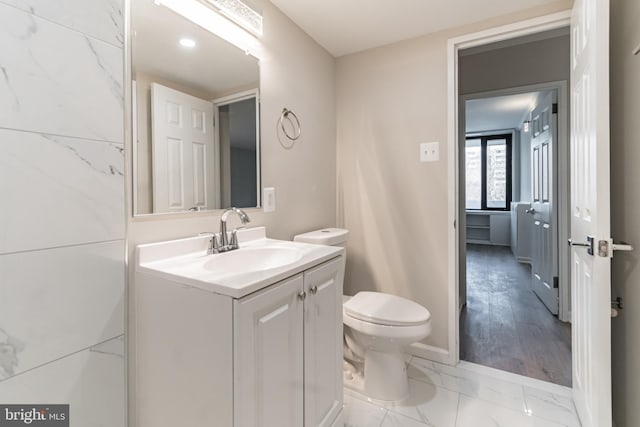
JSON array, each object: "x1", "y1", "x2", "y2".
[
  {"x1": 131, "y1": 0, "x2": 261, "y2": 215},
  {"x1": 151, "y1": 83, "x2": 215, "y2": 212}
]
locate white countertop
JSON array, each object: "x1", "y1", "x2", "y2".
[{"x1": 135, "y1": 227, "x2": 344, "y2": 298}]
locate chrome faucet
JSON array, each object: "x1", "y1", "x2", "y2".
[{"x1": 218, "y1": 207, "x2": 251, "y2": 252}]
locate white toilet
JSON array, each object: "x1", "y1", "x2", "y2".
[{"x1": 294, "y1": 228, "x2": 432, "y2": 401}]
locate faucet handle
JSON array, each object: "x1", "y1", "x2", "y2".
[
  {"x1": 230, "y1": 227, "x2": 245, "y2": 248},
  {"x1": 199, "y1": 232, "x2": 219, "y2": 254}
]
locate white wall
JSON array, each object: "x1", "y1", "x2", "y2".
[
  {"x1": 336, "y1": 0, "x2": 572, "y2": 358},
  {"x1": 0, "y1": 0, "x2": 125, "y2": 425},
  {"x1": 611, "y1": 0, "x2": 640, "y2": 425}
]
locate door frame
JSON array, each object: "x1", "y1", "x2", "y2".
[{"x1": 447, "y1": 11, "x2": 572, "y2": 365}]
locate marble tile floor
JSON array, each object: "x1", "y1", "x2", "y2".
[{"x1": 343, "y1": 356, "x2": 581, "y2": 427}]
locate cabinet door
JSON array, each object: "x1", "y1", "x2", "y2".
[
  {"x1": 234, "y1": 274, "x2": 304, "y2": 427},
  {"x1": 303, "y1": 257, "x2": 344, "y2": 427}
]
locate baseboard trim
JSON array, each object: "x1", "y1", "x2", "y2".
[{"x1": 409, "y1": 343, "x2": 453, "y2": 365}]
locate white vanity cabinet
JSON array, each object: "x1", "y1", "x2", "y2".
[
  {"x1": 234, "y1": 256, "x2": 344, "y2": 427},
  {"x1": 135, "y1": 234, "x2": 344, "y2": 427}
]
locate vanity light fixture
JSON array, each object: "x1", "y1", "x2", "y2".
[
  {"x1": 523, "y1": 120, "x2": 531, "y2": 133},
  {"x1": 179, "y1": 37, "x2": 197, "y2": 48},
  {"x1": 204, "y1": 0, "x2": 263, "y2": 36},
  {"x1": 154, "y1": 0, "x2": 261, "y2": 57}
]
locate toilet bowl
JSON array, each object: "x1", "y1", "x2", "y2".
[
  {"x1": 343, "y1": 292, "x2": 431, "y2": 401},
  {"x1": 293, "y1": 228, "x2": 432, "y2": 402}
]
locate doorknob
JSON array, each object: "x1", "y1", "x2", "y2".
[
  {"x1": 612, "y1": 242, "x2": 633, "y2": 252},
  {"x1": 310, "y1": 285, "x2": 318, "y2": 295},
  {"x1": 568, "y1": 236, "x2": 595, "y2": 256},
  {"x1": 569, "y1": 237, "x2": 634, "y2": 257},
  {"x1": 525, "y1": 208, "x2": 536, "y2": 214},
  {"x1": 601, "y1": 240, "x2": 634, "y2": 257},
  {"x1": 298, "y1": 291, "x2": 306, "y2": 300}
]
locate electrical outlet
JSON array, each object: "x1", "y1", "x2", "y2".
[
  {"x1": 420, "y1": 142, "x2": 439, "y2": 162},
  {"x1": 263, "y1": 187, "x2": 276, "y2": 212}
]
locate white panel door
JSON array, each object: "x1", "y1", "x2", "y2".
[
  {"x1": 530, "y1": 92, "x2": 558, "y2": 314},
  {"x1": 303, "y1": 257, "x2": 344, "y2": 427},
  {"x1": 234, "y1": 274, "x2": 304, "y2": 427},
  {"x1": 151, "y1": 83, "x2": 215, "y2": 212},
  {"x1": 570, "y1": 0, "x2": 612, "y2": 426}
]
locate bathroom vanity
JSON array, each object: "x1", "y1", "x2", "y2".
[{"x1": 134, "y1": 227, "x2": 344, "y2": 427}]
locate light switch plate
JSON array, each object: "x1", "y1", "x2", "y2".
[
  {"x1": 420, "y1": 142, "x2": 439, "y2": 162},
  {"x1": 263, "y1": 187, "x2": 276, "y2": 212}
]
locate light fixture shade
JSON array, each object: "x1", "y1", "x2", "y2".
[{"x1": 204, "y1": 0, "x2": 263, "y2": 36}]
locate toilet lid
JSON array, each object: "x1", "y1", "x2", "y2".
[{"x1": 343, "y1": 292, "x2": 431, "y2": 326}]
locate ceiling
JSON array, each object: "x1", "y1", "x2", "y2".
[
  {"x1": 465, "y1": 93, "x2": 541, "y2": 134},
  {"x1": 269, "y1": 0, "x2": 561, "y2": 57}
]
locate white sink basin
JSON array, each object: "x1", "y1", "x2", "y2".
[
  {"x1": 203, "y1": 246, "x2": 303, "y2": 274},
  {"x1": 135, "y1": 227, "x2": 344, "y2": 298}
]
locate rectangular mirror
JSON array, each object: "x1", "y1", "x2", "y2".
[{"x1": 131, "y1": 0, "x2": 261, "y2": 215}]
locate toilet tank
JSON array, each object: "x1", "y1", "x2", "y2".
[{"x1": 293, "y1": 228, "x2": 349, "y2": 247}]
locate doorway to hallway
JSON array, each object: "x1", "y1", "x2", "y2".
[{"x1": 459, "y1": 86, "x2": 572, "y2": 387}]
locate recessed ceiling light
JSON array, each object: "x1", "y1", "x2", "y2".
[{"x1": 179, "y1": 38, "x2": 196, "y2": 48}]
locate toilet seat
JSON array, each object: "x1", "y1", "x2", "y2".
[
  {"x1": 343, "y1": 291, "x2": 431, "y2": 326},
  {"x1": 343, "y1": 312, "x2": 432, "y2": 340}
]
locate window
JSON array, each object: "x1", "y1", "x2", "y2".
[{"x1": 465, "y1": 134, "x2": 512, "y2": 210}]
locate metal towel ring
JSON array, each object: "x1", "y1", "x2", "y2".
[{"x1": 279, "y1": 108, "x2": 301, "y2": 141}]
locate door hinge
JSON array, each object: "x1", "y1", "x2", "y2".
[{"x1": 553, "y1": 276, "x2": 559, "y2": 289}]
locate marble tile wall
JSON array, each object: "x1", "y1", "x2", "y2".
[{"x1": 0, "y1": 0, "x2": 125, "y2": 425}]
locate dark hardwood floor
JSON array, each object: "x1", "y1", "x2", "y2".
[{"x1": 460, "y1": 244, "x2": 572, "y2": 387}]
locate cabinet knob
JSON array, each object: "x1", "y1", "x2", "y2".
[
  {"x1": 310, "y1": 286, "x2": 318, "y2": 295},
  {"x1": 298, "y1": 291, "x2": 306, "y2": 300}
]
